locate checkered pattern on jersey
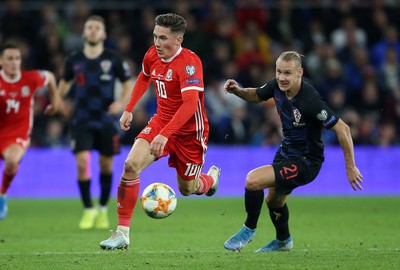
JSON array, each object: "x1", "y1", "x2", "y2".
[{"x1": 64, "y1": 50, "x2": 131, "y2": 128}]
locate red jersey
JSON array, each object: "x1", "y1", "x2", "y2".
[
  {"x1": 142, "y1": 46, "x2": 209, "y2": 139},
  {"x1": 0, "y1": 70, "x2": 48, "y2": 140}
]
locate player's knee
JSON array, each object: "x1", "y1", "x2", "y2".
[
  {"x1": 178, "y1": 186, "x2": 192, "y2": 196},
  {"x1": 265, "y1": 196, "x2": 285, "y2": 208},
  {"x1": 123, "y1": 159, "x2": 142, "y2": 175},
  {"x1": 4, "y1": 161, "x2": 18, "y2": 174},
  {"x1": 245, "y1": 173, "x2": 261, "y2": 190}
]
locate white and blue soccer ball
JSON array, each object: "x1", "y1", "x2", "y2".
[{"x1": 140, "y1": 183, "x2": 177, "y2": 219}]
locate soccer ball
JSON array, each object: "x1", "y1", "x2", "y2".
[{"x1": 140, "y1": 183, "x2": 177, "y2": 219}]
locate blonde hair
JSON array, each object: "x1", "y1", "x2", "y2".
[
  {"x1": 277, "y1": 51, "x2": 304, "y2": 67},
  {"x1": 85, "y1": 15, "x2": 106, "y2": 26}
]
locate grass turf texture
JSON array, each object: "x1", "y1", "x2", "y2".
[{"x1": 0, "y1": 197, "x2": 399, "y2": 270}]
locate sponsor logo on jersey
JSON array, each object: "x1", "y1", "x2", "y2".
[
  {"x1": 166, "y1": 69, "x2": 173, "y2": 81},
  {"x1": 185, "y1": 78, "x2": 200, "y2": 85},
  {"x1": 317, "y1": 110, "x2": 328, "y2": 121},
  {"x1": 185, "y1": 65, "x2": 196, "y2": 76},
  {"x1": 21, "y1": 86, "x2": 30, "y2": 97}
]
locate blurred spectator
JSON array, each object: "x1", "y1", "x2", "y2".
[
  {"x1": 301, "y1": 18, "x2": 327, "y2": 54},
  {"x1": 266, "y1": 0, "x2": 304, "y2": 46},
  {"x1": 41, "y1": 117, "x2": 69, "y2": 148},
  {"x1": 0, "y1": 0, "x2": 35, "y2": 44},
  {"x1": 234, "y1": 0, "x2": 268, "y2": 31},
  {"x1": 370, "y1": 25, "x2": 400, "y2": 68},
  {"x1": 330, "y1": 15, "x2": 367, "y2": 53},
  {"x1": 377, "y1": 121, "x2": 398, "y2": 146},
  {"x1": 233, "y1": 20, "x2": 272, "y2": 72},
  {"x1": 342, "y1": 46, "x2": 374, "y2": 101},
  {"x1": 376, "y1": 46, "x2": 400, "y2": 122},
  {"x1": 182, "y1": 13, "x2": 210, "y2": 59},
  {"x1": 318, "y1": 57, "x2": 346, "y2": 101}
]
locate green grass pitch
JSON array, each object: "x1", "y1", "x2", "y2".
[{"x1": 0, "y1": 197, "x2": 399, "y2": 270}]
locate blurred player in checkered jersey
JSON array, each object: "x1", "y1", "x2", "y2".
[{"x1": 57, "y1": 15, "x2": 133, "y2": 230}]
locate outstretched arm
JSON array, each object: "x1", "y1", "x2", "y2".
[
  {"x1": 224, "y1": 79, "x2": 263, "y2": 103},
  {"x1": 331, "y1": 119, "x2": 363, "y2": 191}
]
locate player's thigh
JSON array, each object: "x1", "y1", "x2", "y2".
[
  {"x1": 245, "y1": 165, "x2": 276, "y2": 190},
  {"x1": 168, "y1": 136, "x2": 205, "y2": 181},
  {"x1": 124, "y1": 138, "x2": 156, "y2": 174}
]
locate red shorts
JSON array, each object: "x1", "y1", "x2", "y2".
[
  {"x1": 0, "y1": 136, "x2": 30, "y2": 158},
  {"x1": 137, "y1": 115, "x2": 208, "y2": 181}
]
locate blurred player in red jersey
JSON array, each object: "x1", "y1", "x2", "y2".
[
  {"x1": 0, "y1": 42, "x2": 59, "y2": 220},
  {"x1": 100, "y1": 13, "x2": 221, "y2": 250}
]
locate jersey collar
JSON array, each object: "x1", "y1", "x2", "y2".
[
  {"x1": 161, "y1": 46, "x2": 182, "y2": 63},
  {"x1": 0, "y1": 69, "x2": 22, "y2": 83}
]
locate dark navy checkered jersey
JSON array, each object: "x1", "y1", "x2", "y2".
[
  {"x1": 256, "y1": 78, "x2": 339, "y2": 162},
  {"x1": 64, "y1": 49, "x2": 131, "y2": 128}
]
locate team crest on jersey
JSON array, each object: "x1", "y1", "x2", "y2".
[
  {"x1": 142, "y1": 127, "x2": 152, "y2": 134},
  {"x1": 100, "y1": 60, "x2": 112, "y2": 73},
  {"x1": 0, "y1": 89, "x2": 5, "y2": 96},
  {"x1": 293, "y1": 109, "x2": 301, "y2": 123},
  {"x1": 21, "y1": 86, "x2": 30, "y2": 97},
  {"x1": 100, "y1": 60, "x2": 112, "y2": 81},
  {"x1": 166, "y1": 69, "x2": 173, "y2": 81},
  {"x1": 317, "y1": 110, "x2": 328, "y2": 121},
  {"x1": 185, "y1": 65, "x2": 196, "y2": 76}
]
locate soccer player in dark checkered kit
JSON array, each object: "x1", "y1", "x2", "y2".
[
  {"x1": 223, "y1": 51, "x2": 363, "y2": 252},
  {"x1": 58, "y1": 15, "x2": 133, "y2": 230}
]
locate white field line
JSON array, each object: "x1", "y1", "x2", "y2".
[{"x1": 0, "y1": 248, "x2": 399, "y2": 256}]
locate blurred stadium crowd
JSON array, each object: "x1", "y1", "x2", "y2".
[{"x1": 1, "y1": 0, "x2": 399, "y2": 146}]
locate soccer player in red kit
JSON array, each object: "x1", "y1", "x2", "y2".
[
  {"x1": 0, "y1": 42, "x2": 59, "y2": 220},
  {"x1": 100, "y1": 13, "x2": 221, "y2": 250}
]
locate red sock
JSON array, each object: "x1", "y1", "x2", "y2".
[
  {"x1": 195, "y1": 174, "x2": 214, "y2": 195},
  {"x1": 1, "y1": 169, "x2": 17, "y2": 194},
  {"x1": 117, "y1": 176, "x2": 140, "y2": 227}
]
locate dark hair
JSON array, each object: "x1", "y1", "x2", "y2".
[
  {"x1": 155, "y1": 13, "x2": 186, "y2": 35},
  {"x1": 0, "y1": 41, "x2": 19, "y2": 56}
]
